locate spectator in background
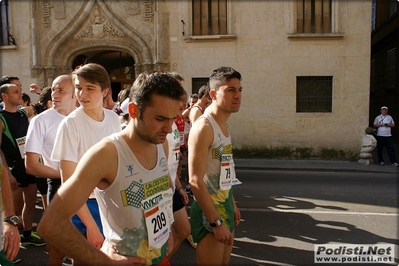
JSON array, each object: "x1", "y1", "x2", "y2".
[
  {"x1": 22, "y1": 93, "x2": 31, "y2": 107},
  {"x1": 103, "y1": 87, "x2": 121, "y2": 115},
  {"x1": 188, "y1": 93, "x2": 198, "y2": 108},
  {"x1": 118, "y1": 86, "x2": 132, "y2": 129},
  {"x1": 373, "y1": 106, "x2": 398, "y2": 167},
  {"x1": 188, "y1": 84, "x2": 211, "y2": 124},
  {"x1": 31, "y1": 87, "x2": 52, "y2": 116}
]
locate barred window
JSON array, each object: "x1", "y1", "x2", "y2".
[
  {"x1": 388, "y1": 0, "x2": 397, "y2": 18},
  {"x1": 297, "y1": 0, "x2": 332, "y2": 33},
  {"x1": 296, "y1": 76, "x2": 333, "y2": 113},
  {"x1": 371, "y1": 0, "x2": 376, "y2": 31},
  {"x1": 370, "y1": 59, "x2": 375, "y2": 93},
  {"x1": 192, "y1": 77, "x2": 209, "y2": 94},
  {"x1": 192, "y1": 0, "x2": 227, "y2": 35},
  {"x1": 0, "y1": 0, "x2": 16, "y2": 46}
]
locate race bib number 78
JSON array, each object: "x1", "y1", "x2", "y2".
[{"x1": 220, "y1": 154, "x2": 241, "y2": 190}]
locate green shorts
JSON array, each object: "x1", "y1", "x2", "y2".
[
  {"x1": 0, "y1": 249, "x2": 13, "y2": 266},
  {"x1": 190, "y1": 190, "x2": 234, "y2": 243}
]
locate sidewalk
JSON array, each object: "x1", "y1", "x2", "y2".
[
  {"x1": 233, "y1": 143, "x2": 399, "y2": 174},
  {"x1": 234, "y1": 158, "x2": 399, "y2": 174}
]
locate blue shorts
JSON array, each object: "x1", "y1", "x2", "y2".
[{"x1": 71, "y1": 198, "x2": 103, "y2": 235}]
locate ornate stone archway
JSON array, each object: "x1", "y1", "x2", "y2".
[{"x1": 40, "y1": 0, "x2": 158, "y2": 85}]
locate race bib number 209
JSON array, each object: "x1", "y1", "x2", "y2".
[{"x1": 141, "y1": 188, "x2": 173, "y2": 250}]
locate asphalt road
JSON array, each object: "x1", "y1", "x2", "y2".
[
  {"x1": 16, "y1": 169, "x2": 398, "y2": 266},
  {"x1": 169, "y1": 170, "x2": 398, "y2": 265}
]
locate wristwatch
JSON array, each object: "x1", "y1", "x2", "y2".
[
  {"x1": 3, "y1": 215, "x2": 19, "y2": 226},
  {"x1": 210, "y1": 217, "x2": 223, "y2": 227}
]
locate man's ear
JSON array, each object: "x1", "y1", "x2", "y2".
[
  {"x1": 128, "y1": 101, "x2": 139, "y2": 118},
  {"x1": 103, "y1": 88, "x2": 110, "y2": 98},
  {"x1": 209, "y1": 89, "x2": 216, "y2": 100}
]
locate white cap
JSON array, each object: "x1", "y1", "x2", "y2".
[
  {"x1": 120, "y1": 98, "x2": 129, "y2": 114},
  {"x1": 381, "y1": 106, "x2": 388, "y2": 110}
]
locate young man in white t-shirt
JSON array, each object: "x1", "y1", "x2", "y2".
[{"x1": 51, "y1": 63, "x2": 121, "y2": 257}]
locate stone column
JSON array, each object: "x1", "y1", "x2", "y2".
[{"x1": 45, "y1": 67, "x2": 56, "y2": 87}]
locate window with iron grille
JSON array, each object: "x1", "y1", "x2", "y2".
[
  {"x1": 370, "y1": 58, "x2": 375, "y2": 93},
  {"x1": 192, "y1": 77, "x2": 209, "y2": 94},
  {"x1": 386, "y1": 48, "x2": 396, "y2": 90},
  {"x1": 371, "y1": 0, "x2": 376, "y2": 31},
  {"x1": 0, "y1": 0, "x2": 16, "y2": 46},
  {"x1": 388, "y1": 0, "x2": 398, "y2": 18},
  {"x1": 296, "y1": 76, "x2": 333, "y2": 112},
  {"x1": 297, "y1": 0, "x2": 332, "y2": 33},
  {"x1": 192, "y1": 0, "x2": 227, "y2": 35}
]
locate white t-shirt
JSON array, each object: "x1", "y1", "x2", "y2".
[
  {"x1": 374, "y1": 114, "x2": 395, "y2": 137},
  {"x1": 25, "y1": 108, "x2": 66, "y2": 170},
  {"x1": 51, "y1": 107, "x2": 121, "y2": 163}
]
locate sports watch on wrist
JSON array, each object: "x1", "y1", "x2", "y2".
[
  {"x1": 210, "y1": 217, "x2": 223, "y2": 227},
  {"x1": 3, "y1": 215, "x2": 19, "y2": 226}
]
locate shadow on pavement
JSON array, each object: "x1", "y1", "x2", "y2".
[{"x1": 231, "y1": 198, "x2": 398, "y2": 265}]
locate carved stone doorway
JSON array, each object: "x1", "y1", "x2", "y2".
[{"x1": 72, "y1": 50, "x2": 135, "y2": 102}]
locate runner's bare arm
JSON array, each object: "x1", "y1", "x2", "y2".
[
  {"x1": 38, "y1": 139, "x2": 146, "y2": 265},
  {"x1": 1, "y1": 150, "x2": 20, "y2": 260}
]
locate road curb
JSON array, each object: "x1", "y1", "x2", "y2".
[{"x1": 234, "y1": 165, "x2": 397, "y2": 174}]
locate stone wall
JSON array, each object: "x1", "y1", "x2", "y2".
[
  {"x1": 0, "y1": 0, "x2": 371, "y2": 152},
  {"x1": 168, "y1": 1, "x2": 371, "y2": 152}
]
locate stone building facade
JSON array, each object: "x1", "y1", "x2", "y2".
[{"x1": 0, "y1": 0, "x2": 371, "y2": 154}]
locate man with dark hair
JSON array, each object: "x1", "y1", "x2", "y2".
[
  {"x1": 188, "y1": 66, "x2": 242, "y2": 265},
  {"x1": 0, "y1": 83, "x2": 43, "y2": 247},
  {"x1": 103, "y1": 86, "x2": 120, "y2": 114},
  {"x1": 189, "y1": 84, "x2": 211, "y2": 124},
  {"x1": 188, "y1": 93, "x2": 198, "y2": 107},
  {"x1": 39, "y1": 71, "x2": 186, "y2": 265},
  {"x1": 0, "y1": 76, "x2": 20, "y2": 87}
]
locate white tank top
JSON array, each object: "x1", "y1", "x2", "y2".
[
  {"x1": 197, "y1": 113, "x2": 233, "y2": 204},
  {"x1": 95, "y1": 133, "x2": 170, "y2": 264}
]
